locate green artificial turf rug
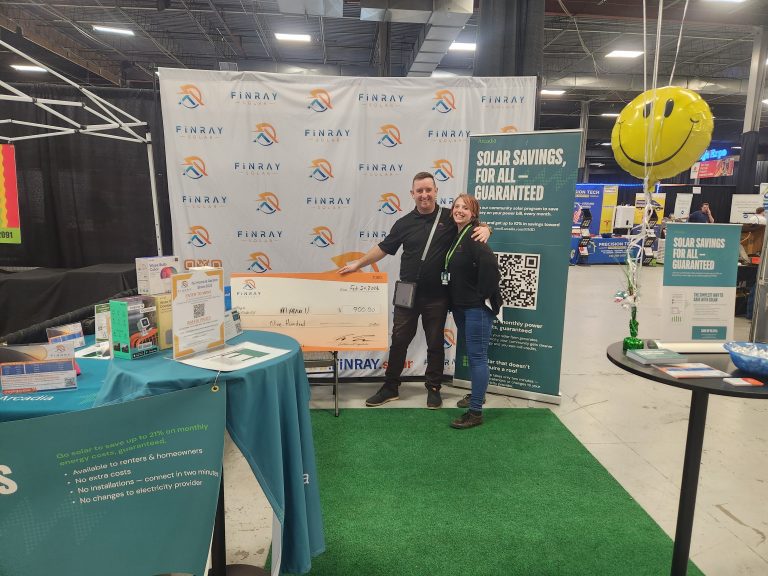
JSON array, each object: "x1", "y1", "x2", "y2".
[{"x1": 308, "y1": 408, "x2": 704, "y2": 576}]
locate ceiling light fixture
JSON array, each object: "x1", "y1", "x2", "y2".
[
  {"x1": 600, "y1": 142, "x2": 613, "y2": 146},
  {"x1": 731, "y1": 146, "x2": 742, "y2": 149},
  {"x1": 601, "y1": 113, "x2": 620, "y2": 117},
  {"x1": 541, "y1": 89, "x2": 566, "y2": 95},
  {"x1": 11, "y1": 64, "x2": 47, "y2": 72},
  {"x1": 606, "y1": 50, "x2": 643, "y2": 58},
  {"x1": 590, "y1": 163, "x2": 605, "y2": 167},
  {"x1": 275, "y1": 33, "x2": 311, "y2": 42},
  {"x1": 449, "y1": 42, "x2": 476, "y2": 51},
  {"x1": 93, "y1": 25, "x2": 135, "y2": 36},
  {"x1": 763, "y1": 99, "x2": 768, "y2": 105}
]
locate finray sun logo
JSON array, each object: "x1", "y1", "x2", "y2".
[
  {"x1": 443, "y1": 328, "x2": 456, "y2": 349},
  {"x1": 309, "y1": 159, "x2": 334, "y2": 181},
  {"x1": 308, "y1": 88, "x2": 332, "y2": 112},
  {"x1": 256, "y1": 192, "x2": 281, "y2": 214},
  {"x1": 188, "y1": 225, "x2": 212, "y2": 247},
  {"x1": 377, "y1": 124, "x2": 402, "y2": 148},
  {"x1": 310, "y1": 226, "x2": 334, "y2": 248},
  {"x1": 253, "y1": 123, "x2": 278, "y2": 146},
  {"x1": 243, "y1": 278, "x2": 258, "y2": 290},
  {"x1": 378, "y1": 193, "x2": 403, "y2": 215},
  {"x1": 178, "y1": 84, "x2": 204, "y2": 109},
  {"x1": 432, "y1": 90, "x2": 456, "y2": 113},
  {"x1": 182, "y1": 156, "x2": 208, "y2": 179},
  {"x1": 332, "y1": 252, "x2": 380, "y2": 272},
  {"x1": 248, "y1": 252, "x2": 272, "y2": 273},
  {"x1": 500, "y1": 125, "x2": 519, "y2": 133},
  {"x1": 432, "y1": 159, "x2": 454, "y2": 182}
]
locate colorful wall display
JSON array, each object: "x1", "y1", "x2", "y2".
[
  {"x1": 661, "y1": 223, "x2": 741, "y2": 342},
  {"x1": 455, "y1": 130, "x2": 582, "y2": 402},
  {"x1": 0, "y1": 144, "x2": 21, "y2": 244},
  {"x1": 159, "y1": 69, "x2": 536, "y2": 377}
]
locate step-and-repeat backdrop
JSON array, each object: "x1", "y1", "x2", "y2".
[{"x1": 159, "y1": 69, "x2": 536, "y2": 376}]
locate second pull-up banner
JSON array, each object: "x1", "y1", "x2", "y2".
[{"x1": 454, "y1": 130, "x2": 582, "y2": 403}]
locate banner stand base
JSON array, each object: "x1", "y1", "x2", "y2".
[{"x1": 450, "y1": 379, "x2": 561, "y2": 406}]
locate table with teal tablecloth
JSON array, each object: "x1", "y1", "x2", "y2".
[{"x1": 0, "y1": 331, "x2": 325, "y2": 575}]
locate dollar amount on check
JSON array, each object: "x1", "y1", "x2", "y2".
[{"x1": 230, "y1": 272, "x2": 388, "y2": 351}]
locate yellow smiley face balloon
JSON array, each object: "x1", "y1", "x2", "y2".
[{"x1": 611, "y1": 86, "x2": 713, "y2": 183}]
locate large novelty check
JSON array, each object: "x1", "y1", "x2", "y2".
[{"x1": 230, "y1": 272, "x2": 388, "y2": 351}]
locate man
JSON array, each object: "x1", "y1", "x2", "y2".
[
  {"x1": 747, "y1": 206, "x2": 766, "y2": 225},
  {"x1": 688, "y1": 202, "x2": 714, "y2": 223},
  {"x1": 338, "y1": 172, "x2": 489, "y2": 409}
]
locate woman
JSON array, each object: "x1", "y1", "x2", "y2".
[{"x1": 445, "y1": 194, "x2": 502, "y2": 429}]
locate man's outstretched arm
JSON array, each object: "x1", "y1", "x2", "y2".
[{"x1": 338, "y1": 245, "x2": 388, "y2": 274}]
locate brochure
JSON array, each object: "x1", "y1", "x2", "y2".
[
  {"x1": 626, "y1": 348, "x2": 687, "y2": 365},
  {"x1": 0, "y1": 342, "x2": 77, "y2": 394},
  {"x1": 178, "y1": 341, "x2": 290, "y2": 372},
  {"x1": 46, "y1": 322, "x2": 85, "y2": 349},
  {"x1": 654, "y1": 363, "x2": 730, "y2": 379}
]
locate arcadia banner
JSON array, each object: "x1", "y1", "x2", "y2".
[
  {"x1": 454, "y1": 130, "x2": 582, "y2": 402},
  {"x1": 661, "y1": 223, "x2": 741, "y2": 342},
  {"x1": 0, "y1": 384, "x2": 226, "y2": 576}
]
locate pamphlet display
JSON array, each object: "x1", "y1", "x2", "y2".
[
  {"x1": 109, "y1": 296, "x2": 159, "y2": 360},
  {"x1": 136, "y1": 255, "x2": 179, "y2": 295},
  {"x1": 46, "y1": 322, "x2": 86, "y2": 349},
  {"x1": 223, "y1": 309, "x2": 242, "y2": 341},
  {"x1": 0, "y1": 342, "x2": 76, "y2": 394},
  {"x1": 153, "y1": 293, "x2": 173, "y2": 350},
  {"x1": 94, "y1": 303, "x2": 111, "y2": 343},
  {"x1": 171, "y1": 268, "x2": 225, "y2": 360}
]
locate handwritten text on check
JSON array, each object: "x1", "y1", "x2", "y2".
[{"x1": 230, "y1": 272, "x2": 389, "y2": 351}]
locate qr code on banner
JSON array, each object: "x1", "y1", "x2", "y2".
[
  {"x1": 497, "y1": 252, "x2": 541, "y2": 310},
  {"x1": 193, "y1": 303, "x2": 205, "y2": 319}
]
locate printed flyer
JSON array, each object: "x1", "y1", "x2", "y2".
[{"x1": 661, "y1": 223, "x2": 741, "y2": 342}]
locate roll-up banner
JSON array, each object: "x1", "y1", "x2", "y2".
[{"x1": 454, "y1": 130, "x2": 582, "y2": 403}]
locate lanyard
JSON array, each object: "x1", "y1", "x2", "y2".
[{"x1": 444, "y1": 225, "x2": 471, "y2": 270}]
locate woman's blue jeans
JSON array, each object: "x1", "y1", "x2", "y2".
[{"x1": 452, "y1": 306, "x2": 494, "y2": 412}]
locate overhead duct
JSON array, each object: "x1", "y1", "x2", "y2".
[
  {"x1": 361, "y1": 0, "x2": 473, "y2": 77},
  {"x1": 276, "y1": 0, "x2": 343, "y2": 18}
]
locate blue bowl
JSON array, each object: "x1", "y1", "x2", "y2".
[{"x1": 723, "y1": 341, "x2": 768, "y2": 377}]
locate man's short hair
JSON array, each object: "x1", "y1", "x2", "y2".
[
  {"x1": 412, "y1": 171, "x2": 435, "y2": 187},
  {"x1": 757, "y1": 206, "x2": 765, "y2": 215}
]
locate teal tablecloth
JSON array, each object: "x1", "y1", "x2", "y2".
[{"x1": 0, "y1": 331, "x2": 325, "y2": 575}]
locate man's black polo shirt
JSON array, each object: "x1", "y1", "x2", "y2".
[{"x1": 378, "y1": 205, "x2": 456, "y2": 294}]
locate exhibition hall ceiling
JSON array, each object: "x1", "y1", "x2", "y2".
[{"x1": 2, "y1": 0, "x2": 768, "y2": 169}]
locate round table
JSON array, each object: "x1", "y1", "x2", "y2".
[
  {"x1": 606, "y1": 342, "x2": 768, "y2": 576},
  {"x1": 94, "y1": 330, "x2": 326, "y2": 576}
]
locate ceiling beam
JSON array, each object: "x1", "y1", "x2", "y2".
[{"x1": 0, "y1": 4, "x2": 122, "y2": 85}]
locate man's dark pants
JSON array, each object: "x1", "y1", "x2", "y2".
[{"x1": 382, "y1": 292, "x2": 449, "y2": 392}]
